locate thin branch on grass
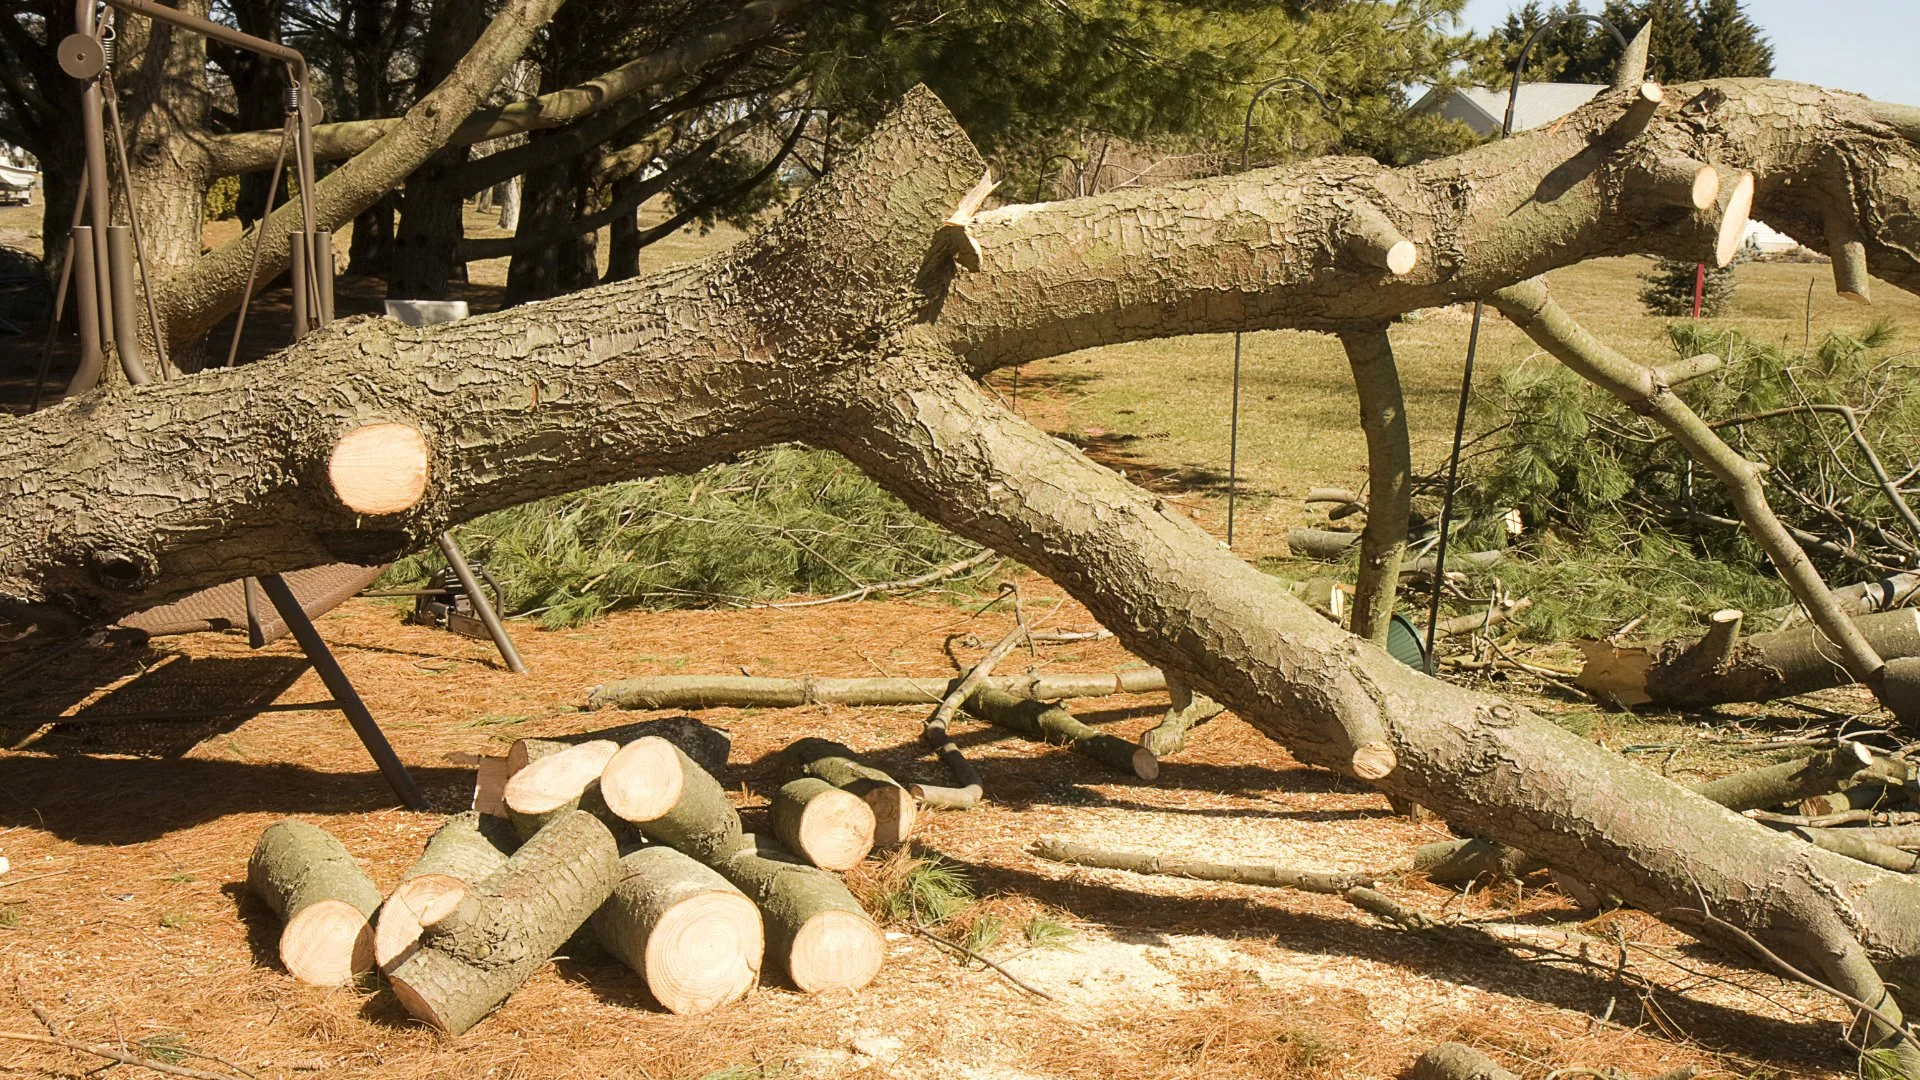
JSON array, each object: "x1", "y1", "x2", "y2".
[
  {"x1": 756, "y1": 549, "x2": 1001, "y2": 608},
  {"x1": 0, "y1": 1032, "x2": 250, "y2": 1080},
  {"x1": 914, "y1": 586, "x2": 1026, "y2": 809}
]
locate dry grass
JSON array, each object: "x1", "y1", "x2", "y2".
[{"x1": 0, "y1": 581, "x2": 1874, "y2": 1079}]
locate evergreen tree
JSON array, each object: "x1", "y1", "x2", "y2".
[
  {"x1": 1639, "y1": 256, "x2": 1737, "y2": 316},
  {"x1": 1475, "y1": 0, "x2": 1773, "y2": 87}
]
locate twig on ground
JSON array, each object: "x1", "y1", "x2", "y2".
[
  {"x1": 915, "y1": 585, "x2": 1028, "y2": 809},
  {"x1": 907, "y1": 922, "x2": 1055, "y2": 1001},
  {"x1": 0, "y1": 1032, "x2": 249, "y2": 1080},
  {"x1": 755, "y1": 549, "x2": 1001, "y2": 608}
]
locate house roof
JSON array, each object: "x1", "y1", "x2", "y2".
[{"x1": 1412, "y1": 83, "x2": 1607, "y2": 136}]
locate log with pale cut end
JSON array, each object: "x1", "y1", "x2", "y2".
[
  {"x1": 600, "y1": 736, "x2": 743, "y2": 859},
  {"x1": 590, "y1": 846, "x2": 763, "y2": 1014},
  {"x1": 1611, "y1": 80, "x2": 1665, "y2": 139},
  {"x1": 247, "y1": 818, "x2": 381, "y2": 986},
  {"x1": 1577, "y1": 609, "x2": 1920, "y2": 708},
  {"x1": 387, "y1": 811, "x2": 621, "y2": 1035},
  {"x1": 770, "y1": 778, "x2": 875, "y2": 871},
  {"x1": 710, "y1": 834, "x2": 883, "y2": 993},
  {"x1": 1707, "y1": 169, "x2": 1755, "y2": 268},
  {"x1": 503, "y1": 739, "x2": 621, "y2": 839},
  {"x1": 963, "y1": 686, "x2": 1158, "y2": 779},
  {"x1": 374, "y1": 812, "x2": 519, "y2": 972},
  {"x1": 327, "y1": 422, "x2": 429, "y2": 515},
  {"x1": 778, "y1": 737, "x2": 916, "y2": 848},
  {"x1": 1629, "y1": 153, "x2": 1718, "y2": 212},
  {"x1": 1409, "y1": 1042, "x2": 1519, "y2": 1080}
]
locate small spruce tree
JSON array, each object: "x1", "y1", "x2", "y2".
[{"x1": 1639, "y1": 256, "x2": 1737, "y2": 317}]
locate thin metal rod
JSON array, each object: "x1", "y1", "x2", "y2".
[
  {"x1": 28, "y1": 233, "x2": 75, "y2": 412},
  {"x1": 436, "y1": 533, "x2": 528, "y2": 673},
  {"x1": 64, "y1": 226, "x2": 105, "y2": 395},
  {"x1": 106, "y1": 225, "x2": 149, "y2": 384},
  {"x1": 315, "y1": 229, "x2": 334, "y2": 323},
  {"x1": 1424, "y1": 11, "x2": 1627, "y2": 668},
  {"x1": 288, "y1": 229, "x2": 309, "y2": 341},
  {"x1": 77, "y1": 76, "x2": 115, "y2": 351},
  {"x1": 101, "y1": 68, "x2": 171, "y2": 378},
  {"x1": 1225, "y1": 77, "x2": 1334, "y2": 549},
  {"x1": 255, "y1": 572, "x2": 432, "y2": 810},
  {"x1": 225, "y1": 116, "x2": 294, "y2": 368}
]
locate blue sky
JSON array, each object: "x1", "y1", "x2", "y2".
[{"x1": 1455, "y1": 0, "x2": 1920, "y2": 105}]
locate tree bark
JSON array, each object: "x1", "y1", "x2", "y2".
[
  {"x1": 246, "y1": 818, "x2": 380, "y2": 986},
  {"x1": 1577, "y1": 609, "x2": 1920, "y2": 708},
  {"x1": 373, "y1": 811, "x2": 519, "y2": 972},
  {"x1": 589, "y1": 845, "x2": 763, "y2": 1015},
  {"x1": 1339, "y1": 327, "x2": 1411, "y2": 645},
  {"x1": 776, "y1": 737, "x2": 916, "y2": 847},
  {"x1": 388, "y1": 810, "x2": 621, "y2": 1034}
]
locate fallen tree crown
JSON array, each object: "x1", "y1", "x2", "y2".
[{"x1": 12, "y1": 73, "x2": 1920, "y2": 1067}]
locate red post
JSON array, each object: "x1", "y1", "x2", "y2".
[{"x1": 1693, "y1": 262, "x2": 1705, "y2": 318}]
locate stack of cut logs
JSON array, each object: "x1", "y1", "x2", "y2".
[{"x1": 245, "y1": 721, "x2": 922, "y2": 1034}]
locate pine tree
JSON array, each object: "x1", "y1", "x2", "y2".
[
  {"x1": 1476, "y1": 0, "x2": 1773, "y2": 86},
  {"x1": 1639, "y1": 256, "x2": 1737, "y2": 317}
]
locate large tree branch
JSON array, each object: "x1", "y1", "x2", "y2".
[
  {"x1": 1339, "y1": 327, "x2": 1411, "y2": 646},
  {"x1": 200, "y1": 0, "x2": 813, "y2": 176}
]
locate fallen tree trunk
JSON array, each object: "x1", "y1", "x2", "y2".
[
  {"x1": 965, "y1": 687, "x2": 1159, "y2": 779},
  {"x1": 1692, "y1": 742, "x2": 1879, "y2": 812},
  {"x1": 587, "y1": 669, "x2": 1170, "y2": 711},
  {"x1": 770, "y1": 777, "x2": 875, "y2": 871},
  {"x1": 501, "y1": 739, "x2": 626, "y2": 840},
  {"x1": 15, "y1": 80, "x2": 1920, "y2": 1067},
  {"x1": 1576, "y1": 608, "x2": 1920, "y2": 708},
  {"x1": 590, "y1": 845, "x2": 764, "y2": 1015},
  {"x1": 709, "y1": 833, "x2": 884, "y2": 993},
  {"x1": 389, "y1": 810, "x2": 622, "y2": 1034},
  {"x1": 1033, "y1": 838, "x2": 1370, "y2": 893},
  {"x1": 247, "y1": 819, "x2": 382, "y2": 986},
  {"x1": 600, "y1": 736, "x2": 744, "y2": 859},
  {"x1": 777, "y1": 737, "x2": 917, "y2": 847},
  {"x1": 374, "y1": 812, "x2": 520, "y2": 972}
]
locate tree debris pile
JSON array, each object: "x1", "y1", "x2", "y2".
[{"x1": 245, "y1": 722, "x2": 884, "y2": 1035}]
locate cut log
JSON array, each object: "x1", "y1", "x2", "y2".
[
  {"x1": 247, "y1": 819, "x2": 381, "y2": 986},
  {"x1": 1342, "y1": 203, "x2": 1418, "y2": 275},
  {"x1": 501, "y1": 739, "x2": 622, "y2": 839},
  {"x1": 599, "y1": 736, "x2": 743, "y2": 859},
  {"x1": 587, "y1": 669, "x2": 1170, "y2": 710},
  {"x1": 388, "y1": 811, "x2": 621, "y2": 1035},
  {"x1": 1797, "y1": 827, "x2": 1920, "y2": 873},
  {"x1": 710, "y1": 834, "x2": 883, "y2": 993},
  {"x1": 777, "y1": 737, "x2": 917, "y2": 848},
  {"x1": 1690, "y1": 742, "x2": 1875, "y2": 812},
  {"x1": 327, "y1": 422, "x2": 430, "y2": 516},
  {"x1": 1141, "y1": 677, "x2": 1224, "y2": 757},
  {"x1": 1409, "y1": 1042, "x2": 1520, "y2": 1080},
  {"x1": 590, "y1": 846, "x2": 763, "y2": 1014},
  {"x1": 1033, "y1": 838, "x2": 1370, "y2": 893},
  {"x1": 1286, "y1": 527, "x2": 1359, "y2": 560},
  {"x1": 374, "y1": 812, "x2": 520, "y2": 973},
  {"x1": 964, "y1": 686, "x2": 1158, "y2": 779},
  {"x1": 770, "y1": 778, "x2": 876, "y2": 871},
  {"x1": 1576, "y1": 609, "x2": 1920, "y2": 707}
]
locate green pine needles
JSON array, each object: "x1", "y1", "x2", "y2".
[{"x1": 380, "y1": 447, "x2": 994, "y2": 627}]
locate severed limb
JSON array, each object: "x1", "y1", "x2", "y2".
[
  {"x1": 913, "y1": 608, "x2": 1027, "y2": 809},
  {"x1": 1488, "y1": 278, "x2": 1915, "y2": 720},
  {"x1": 1033, "y1": 838, "x2": 1371, "y2": 893},
  {"x1": 587, "y1": 669, "x2": 1170, "y2": 710},
  {"x1": 1141, "y1": 674, "x2": 1224, "y2": 757},
  {"x1": 1339, "y1": 326, "x2": 1413, "y2": 646}
]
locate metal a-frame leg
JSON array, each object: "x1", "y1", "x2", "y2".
[
  {"x1": 436, "y1": 532, "x2": 528, "y2": 673},
  {"x1": 255, "y1": 572, "x2": 432, "y2": 810}
]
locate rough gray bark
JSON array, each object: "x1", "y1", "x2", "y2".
[
  {"x1": 373, "y1": 811, "x2": 520, "y2": 972},
  {"x1": 388, "y1": 810, "x2": 621, "y2": 1034},
  {"x1": 246, "y1": 818, "x2": 381, "y2": 986},
  {"x1": 1339, "y1": 327, "x2": 1411, "y2": 645},
  {"x1": 15, "y1": 81, "x2": 1920, "y2": 1065}
]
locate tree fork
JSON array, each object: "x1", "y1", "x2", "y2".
[{"x1": 374, "y1": 811, "x2": 520, "y2": 972}]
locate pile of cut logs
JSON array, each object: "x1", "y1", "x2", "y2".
[{"x1": 244, "y1": 721, "x2": 914, "y2": 1034}]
